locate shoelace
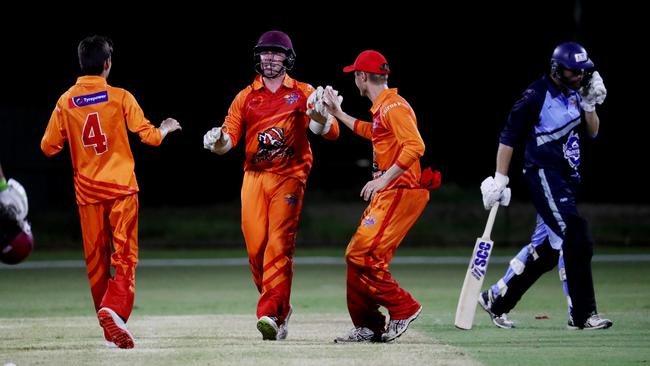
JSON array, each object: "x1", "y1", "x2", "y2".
[
  {"x1": 348, "y1": 327, "x2": 372, "y2": 339},
  {"x1": 387, "y1": 319, "x2": 407, "y2": 332}
]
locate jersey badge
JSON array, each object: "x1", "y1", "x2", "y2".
[
  {"x1": 563, "y1": 130, "x2": 581, "y2": 169},
  {"x1": 252, "y1": 127, "x2": 295, "y2": 164},
  {"x1": 68, "y1": 91, "x2": 108, "y2": 108},
  {"x1": 284, "y1": 93, "x2": 300, "y2": 104}
]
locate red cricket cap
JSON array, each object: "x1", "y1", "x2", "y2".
[{"x1": 343, "y1": 50, "x2": 390, "y2": 74}]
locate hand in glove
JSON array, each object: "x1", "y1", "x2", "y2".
[
  {"x1": 322, "y1": 86, "x2": 343, "y2": 115},
  {"x1": 308, "y1": 86, "x2": 342, "y2": 135},
  {"x1": 307, "y1": 86, "x2": 325, "y2": 115},
  {"x1": 580, "y1": 71, "x2": 607, "y2": 112},
  {"x1": 480, "y1": 172, "x2": 511, "y2": 210},
  {"x1": 159, "y1": 118, "x2": 182, "y2": 138},
  {"x1": 203, "y1": 127, "x2": 232, "y2": 155},
  {"x1": 0, "y1": 179, "x2": 29, "y2": 221}
]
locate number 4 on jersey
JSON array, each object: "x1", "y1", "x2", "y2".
[{"x1": 82, "y1": 112, "x2": 108, "y2": 154}]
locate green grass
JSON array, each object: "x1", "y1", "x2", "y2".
[
  {"x1": 23, "y1": 245, "x2": 650, "y2": 261},
  {"x1": 28, "y1": 198, "x2": 650, "y2": 249},
  {"x1": 1, "y1": 256, "x2": 649, "y2": 365}
]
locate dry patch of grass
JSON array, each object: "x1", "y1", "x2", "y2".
[{"x1": 0, "y1": 314, "x2": 481, "y2": 366}]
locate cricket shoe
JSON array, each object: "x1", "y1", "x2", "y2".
[
  {"x1": 479, "y1": 289, "x2": 515, "y2": 329},
  {"x1": 103, "y1": 328, "x2": 117, "y2": 348},
  {"x1": 334, "y1": 327, "x2": 379, "y2": 343},
  {"x1": 567, "y1": 313, "x2": 613, "y2": 330},
  {"x1": 257, "y1": 316, "x2": 279, "y2": 340},
  {"x1": 382, "y1": 305, "x2": 422, "y2": 342},
  {"x1": 277, "y1": 306, "x2": 293, "y2": 340},
  {"x1": 97, "y1": 307, "x2": 135, "y2": 349}
]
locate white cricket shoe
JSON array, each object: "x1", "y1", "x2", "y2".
[
  {"x1": 257, "y1": 316, "x2": 279, "y2": 340},
  {"x1": 97, "y1": 307, "x2": 134, "y2": 349},
  {"x1": 479, "y1": 289, "x2": 515, "y2": 329},
  {"x1": 334, "y1": 327, "x2": 378, "y2": 343},
  {"x1": 382, "y1": 305, "x2": 422, "y2": 342},
  {"x1": 277, "y1": 306, "x2": 293, "y2": 340},
  {"x1": 567, "y1": 313, "x2": 613, "y2": 330}
]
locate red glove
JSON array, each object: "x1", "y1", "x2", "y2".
[{"x1": 420, "y1": 167, "x2": 441, "y2": 190}]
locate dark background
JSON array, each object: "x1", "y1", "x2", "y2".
[{"x1": 0, "y1": 1, "x2": 647, "y2": 218}]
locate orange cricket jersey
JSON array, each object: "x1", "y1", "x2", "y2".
[
  {"x1": 41, "y1": 76, "x2": 162, "y2": 205},
  {"x1": 221, "y1": 75, "x2": 339, "y2": 184},
  {"x1": 353, "y1": 88, "x2": 424, "y2": 189}
]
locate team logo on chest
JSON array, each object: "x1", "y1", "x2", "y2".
[
  {"x1": 563, "y1": 130, "x2": 580, "y2": 169},
  {"x1": 284, "y1": 92, "x2": 300, "y2": 104},
  {"x1": 252, "y1": 127, "x2": 295, "y2": 164}
]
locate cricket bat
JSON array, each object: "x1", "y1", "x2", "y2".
[{"x1": 454, "y1": 203, "x2": 500, "y2": 330}]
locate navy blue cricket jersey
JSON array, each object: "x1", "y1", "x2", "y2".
[{"x1": 500, "y1": 75, "x2": 591, "y2": 176}]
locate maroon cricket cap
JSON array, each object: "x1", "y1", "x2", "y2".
[{"x1": 343, "y1": 50, "x2": 390, "y2": 74}]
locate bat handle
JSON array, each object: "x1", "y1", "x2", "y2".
[{"x1": 482, "y1": 203, "x2": 500, "y2": 239}]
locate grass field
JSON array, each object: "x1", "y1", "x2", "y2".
[{"x1": 1, "y1": 252, "x2": 649, "y2": 365}]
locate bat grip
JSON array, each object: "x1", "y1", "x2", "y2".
[{"x1": 482, "y1": 203, "x2": 500, "y2": 239}]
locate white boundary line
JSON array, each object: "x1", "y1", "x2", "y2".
[{"x1": 2, "y1": 254, "x2": 650, "y2": 270}]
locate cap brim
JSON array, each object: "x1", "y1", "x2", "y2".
[{"x1": 342, "y1": 65, "x2": 356, "y2": 73}]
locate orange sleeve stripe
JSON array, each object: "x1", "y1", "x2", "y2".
[
  {"x1": 322, "y1": 118, "x2": 340, "y2": 140},
  {"x1": 354, "y1": 120, "x2": 373, "y2": 139},
  {"x1": 353, "y1": 119, "x2": 361, "y2": 131}
]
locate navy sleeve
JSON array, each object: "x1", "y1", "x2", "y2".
[{"x1": 499, "y1": 84, "x2": 545, "y2": 147}]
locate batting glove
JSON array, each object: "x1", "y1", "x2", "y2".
[
  {"x1": 0, "y1": 179, "x2": 29, "y2": 221},
  {"x1": 580, "y1": 71, "x2": 606, "y2": 112},
  {"x1": 480, "y1": 173, "x2": 510, "y2": 210}
]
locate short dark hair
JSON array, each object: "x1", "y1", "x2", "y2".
[
  {"x1": 368, "y1": 73, "x2": 388, "y2": 84},
  {"x1": 78, "y1": 35, "x2": 113, "y2": 75},
  {"x1": 356, "y1": 71, "x2": 388, "y2": 85}
]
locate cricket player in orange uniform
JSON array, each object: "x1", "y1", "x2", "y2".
[
  {"x1": 203, "y1": 30, "x2": 339, "y2": 341},
  {"x1": 323, "y1": 50, "x2": 430, "y2": 343},
  {"x1": 41, "y1": 35, "x2": 181, "y2": 349}
]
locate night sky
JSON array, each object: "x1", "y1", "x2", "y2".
[{"x1": 1, "y1": 2, "x2": 646, "y2": 210}]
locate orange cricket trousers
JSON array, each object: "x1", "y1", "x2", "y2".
[
  {"x1": 345, "y1": 187, "x2": 429, "y2": 334},
  {"x1": 241, "y1": 171, "x2": 304, "y2": 322},
  {"x1": 77, "y1": 193, "x2": 138, "y2": 322}
]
